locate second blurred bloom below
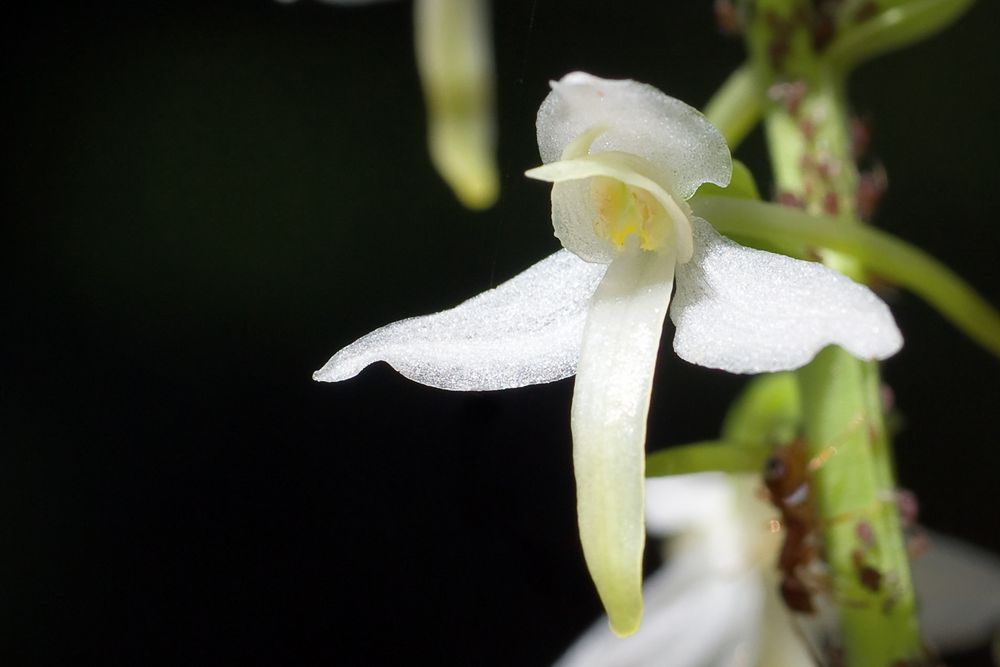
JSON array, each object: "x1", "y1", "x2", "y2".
[
  {"x1": 555, "y1": 473, "x2": 815, "y2": 667},
  {"x1": 555, "y1": 473, "x2": 1000, "y2": 667}
]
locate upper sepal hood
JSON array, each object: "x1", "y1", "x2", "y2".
[{"x1": 536, "y1": 72, "x2": 732, "y2": 200}]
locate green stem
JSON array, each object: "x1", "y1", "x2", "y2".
[
  {"x1": 691, "y1": 196, "x2": 1000, "y2": 359},
  {"x1": 797, "y1": 350, "x2": 922, "y2": 665},
  {"x1": 859, "y1": 362, "x2": 918, "y2": 629},
  {"x1": 703, "y1": 63, "x2": 763, "y2": 150},
  {"x1": 746, "y1": 2, "x2": 925, "y2": 663},
  {"x1": 768, "y1": 68, "x2": 864, "y2": 279}
]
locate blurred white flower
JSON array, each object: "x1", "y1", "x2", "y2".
[
  {"x1": 555, "y1": 474, "x2": 1000, "y2": 666},
  {"x1": 910, "y1": 531, "x2": 1000, "y2": 654},
  {"x1": 314, "y1": 73, "x2": 901, "y2": 635},
  {"x1": 553, "y1": 473, "x2": 815, "y2": 667}
]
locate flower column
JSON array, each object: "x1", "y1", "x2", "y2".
[{"x1": 745, "y1": 2, "x2": 924, "y2": 664}]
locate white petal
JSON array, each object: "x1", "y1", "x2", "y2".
[
  {"x1": 643, "y1": 473, "x2": 733, "y2": 536},
  {"x1": 648, "y1": 474, "x2": 781, "y2": 578},
  {"x1": 912, "y1": 531, "x2": 1000, "y2": 653},
  {"x1": 554, "y1": 552, "x2": 764, "y2": 667},
  {"x1": 671, "y1": 218, "x2": 902, "y2": 374},
  {"x1": 571, "y1": 247, "x2": 676, "y2": 636},
  {"x1": 536, "y1": 72, "x2": 731, "y2": 200},
  {"x1": 313, "y1": 250, "x2": 606, "y2": 391},
  {"x1": 549, "y1": 178, "x2": 616, "y2": 263}
]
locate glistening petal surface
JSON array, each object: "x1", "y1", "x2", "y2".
[
  {"x1": 313, "y1": 250, "x2": 606, "y2": 391},
  {"x1": 571, "y1": 246, "x2": 675, "y2": 636},
  {"x1": 671, "y1": 218, "x2": 902, "y2": 374},
  {"x1": 536, "y1": 72, "x2": 731, "y2": 200}
]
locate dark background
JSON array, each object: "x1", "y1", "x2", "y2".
[{"x1": 4, "y1": 1, "x2": 998, "y2": 665}]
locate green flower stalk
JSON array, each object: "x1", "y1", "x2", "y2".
[{"x1": 734, "y1": 0, "x2": 978, "y2": 662}]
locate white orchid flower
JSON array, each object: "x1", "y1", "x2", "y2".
[
  {"x1": 556, "y1": 474, "x2": 1000, "y2": 666},
  {"x1": 314, "y1": 72, "x2": 902, "y2": 635}
]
